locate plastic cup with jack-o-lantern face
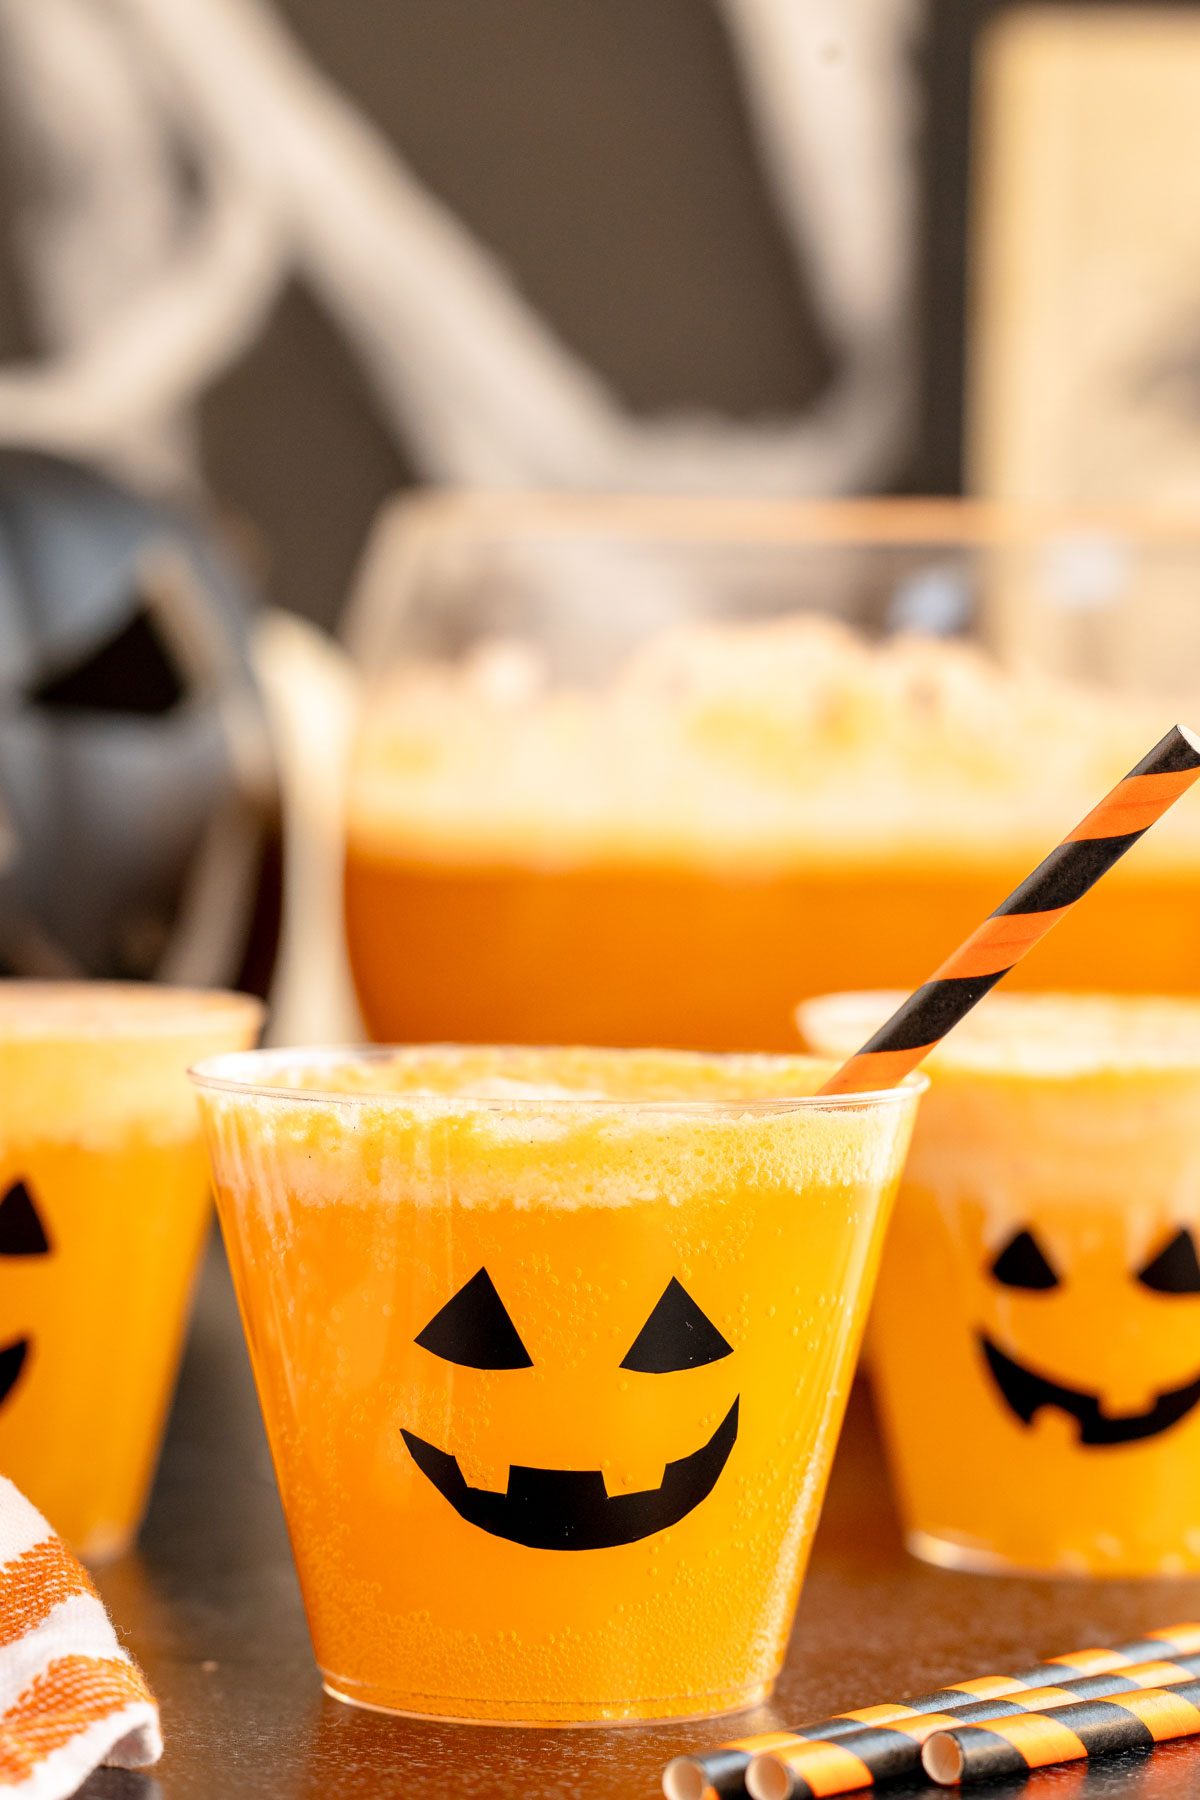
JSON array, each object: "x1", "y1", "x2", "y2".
[
  {"x1": 191, "y1": 1045, "x2": 922, "y2": 1725},
  {"x1": 0, "y1": 982, "x2": 262, "y2": 1562},
  {"x1": 799, "y1": 990, "x2": 1200, "y2": 1577}
]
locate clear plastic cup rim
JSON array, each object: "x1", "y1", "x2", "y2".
[
  {"x1": 187, "y1": 1043, "x2": 929, "y2": 1114},
  {"x1": 0, "y1": 980, "x2": 264, "y2": 1042}
]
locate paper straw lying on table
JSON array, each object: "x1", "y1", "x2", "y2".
[
  {"x1": 818, "y1": 723, "x2": 1200, "y2": 1096},
  {"x1": 746, "y1": 1654, "x2": 1200, "y2": 1800},
  {"x1": 922, "y1": 1677, "x2": 1200, "y2": 1785},
  {"x1": 660, "y1": 1625, "x2": 1200, "y2": 1800}
]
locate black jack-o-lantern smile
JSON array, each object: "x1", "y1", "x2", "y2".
[
  {"x1": 0, "y1": 1179, "x2": 53, "y2": 1406},
  {"x1": 980, "y1": 1225, "x2": 1200, "y2": 1446},
  {"x1": 402, "y1": 1271, "x2": 738, "y2": 1550}
]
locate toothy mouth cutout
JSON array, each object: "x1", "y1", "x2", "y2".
[
  {"x1": 981, "y1": 1335, "x2": 1200, "y2": 1446},
  {"x1": 402, "y1": 1398, "x2": 739, "y2": 1550}
]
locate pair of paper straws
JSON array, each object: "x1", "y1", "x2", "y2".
[{"x1": 664, "y1": 1624, "x2": 1200, "y2": 1798}]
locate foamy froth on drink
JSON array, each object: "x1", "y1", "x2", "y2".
[{"x1": 343, "y1": 616, "x2": 1200, "y2": 1048}]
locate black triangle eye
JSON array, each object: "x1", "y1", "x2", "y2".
[
  {"x1": 620, "y1": 1278, "x2": 733, "y2": 1373},
  {"x1": 1138, "y1": 1229, "x2": 1200, "y2": 1294},
  {"x1": 415, "y1": 1268, "x2": 532, "y2": 1369},
  {"x1": 0, "y1": 1182, "x2": 50, "y2": 1256},
  {"x1": 990, "y1": 1229, "x2": 1059, "y2": 1291}
]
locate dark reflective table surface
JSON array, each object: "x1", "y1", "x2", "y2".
[{"x1": 88, "y1": 1234, "x2": 1200, "y2": 1800}]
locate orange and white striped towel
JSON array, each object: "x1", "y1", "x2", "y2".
[{"x1": 0, "y1": 1477, "x2": 160, "y2": 1800}]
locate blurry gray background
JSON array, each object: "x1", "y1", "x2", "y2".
[{"x1": 0, "y1": 0, "x2": 1132, "y2": 628}]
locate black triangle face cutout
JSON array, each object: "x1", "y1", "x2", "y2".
[
  {"x1": 621, "y1": 1278, "x2": 733, "y2": 1374},
  {"x1": 0, "y1": 1182, "x2": 50, "y2": 1257},
  {"x1": 415, "y1": 1268, "x2": 533, "y2": 1370},
  {"x1": 990, "y1": 1228, "x2": 1059, "y2": 1291},
  {"x1": 1138, "y1": 1228, "x2": 1200, "y2": 1295}
]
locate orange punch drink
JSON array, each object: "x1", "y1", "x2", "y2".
[
  {"x1": 345, "y1": 621, "x2": 1200, "y2": 1054},
  {"x1": 0, "y1": 982, "x2": 262, "y2": 1561},
  {"x1": 192, "y1": 1045, "x2": 922, "y2": 1723},
  {"x1": 800, "y1": 991, "x2": 1200, "y2": 1577}
]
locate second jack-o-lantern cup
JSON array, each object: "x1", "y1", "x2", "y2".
[
  {"x1": 802, "y1": 990, "x2": 1200, "y2": 1576},
  {"x1": 0, "y1": 983, "x2": 262, "y2": 1562}
]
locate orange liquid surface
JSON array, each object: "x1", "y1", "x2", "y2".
[
  {"x1": 200, "y1": 1048, "x2": 918, "y2": 1722},
  {"x1": 344, "y1": 848, "x2": 1200, "y2": 1052}
]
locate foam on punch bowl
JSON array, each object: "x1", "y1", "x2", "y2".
[{"x1": 343, "y1": 616, "x2": 1200, "y2": 1048}]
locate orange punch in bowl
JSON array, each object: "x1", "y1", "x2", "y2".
[{"x1": 344, "y1": 616, "x2": 1200, "y2": 1055}]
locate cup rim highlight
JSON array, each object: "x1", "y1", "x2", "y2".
[
  {"x1": 799, "y1": 989, "x2": 1200, "y2": 1080},
  {"x1": 188, "y1": 1042, "x2": 928, "y2": 1114},
  {"x1": 0, "y1": 980, "x2": 264, "y2": 1041}
]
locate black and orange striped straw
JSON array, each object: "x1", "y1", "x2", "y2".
[
  {"x1": 745, "y1": 1652, "x2": 1200, "y2": 1799},
  {"x1": 922, "y1": 1676, "x2": 1200, "y2": 1785},
  {"x1": 819, "y1": 724, "x2": 1200, "y2": 1096},
  {"x1": 661, "y1": 1624, "x2": 1200, "y2": 1800}
]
